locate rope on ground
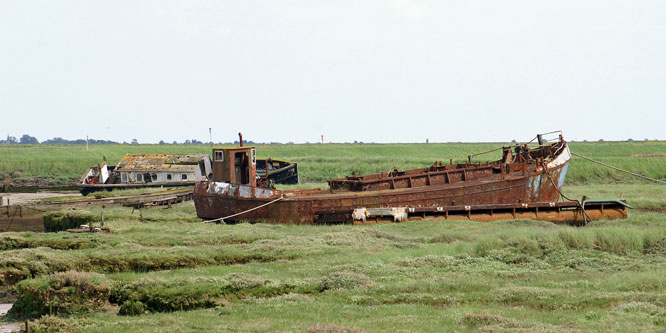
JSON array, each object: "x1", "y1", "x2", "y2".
[
  {"x1": 200, "y1": 195, "x2": 285, "y2": 224},
  {"x1": 17, "y1": 204, "x2": 49, "y2": 213},
  {"x1": 571, "y1": 152, "x2": 666, "y2": 185}
]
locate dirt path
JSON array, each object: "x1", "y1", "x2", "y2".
[
  {"x1": 0, "y1": 304, "x2": 21, "y2": 333},
  {"x1": 1, "y1": 192, "x2": 80, "y2": 206}
]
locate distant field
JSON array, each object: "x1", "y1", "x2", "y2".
[{"x1": 1, "y1": 141, "x2": 665, "y2": 186}]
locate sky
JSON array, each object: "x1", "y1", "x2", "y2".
[{"x1": 1, "y1": 1, "x2": 665, "y2": 144}]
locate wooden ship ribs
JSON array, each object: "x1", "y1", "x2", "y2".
[{"x1": 193, "y1": 133, "x2": 629, "y2": 225}]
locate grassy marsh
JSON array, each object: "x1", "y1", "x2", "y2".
[
  {"x1": 0, "y1": 142, "x2": 665, "y2": 332},
  {"x1": 1, "y1": 141, "x2": 665, "y2": 185},
  {"x1": 0, "y1": 184, "x2": 663, "y2": 331}
]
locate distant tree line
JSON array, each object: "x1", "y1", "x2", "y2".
[
  {"x1": 43, "y1": 137, "x2": 119, "y2": 144},
  {"x1": 2, "y1": 135, "x2": 40, "y2": 144},
  {"x1": 1, "y1": 134, "x2": 119, "y2": 145},
  {"x1": 1, "y1": 134, "x2": 265, "y2": 145},
  {"x1": 7, "y1": 134, "x2": 657, "y2": 145}
]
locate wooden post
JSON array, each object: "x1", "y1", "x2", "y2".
[{"x1": 100, "y1": 205, "x2": 105, "y2": 227}]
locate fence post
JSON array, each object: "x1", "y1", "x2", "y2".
[{"x1": 100, "y1": 205, "x2": 105, "y2": 227}]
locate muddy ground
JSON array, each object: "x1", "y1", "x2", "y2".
[
  {"x1": 0, "y1": 304, "x2": 20, "y2": 333},
  {"x1": 0, "y1": 192, "x2": 81, "y2": 232},
  {"x1": 1, "y1": 193, "x2": 80, "y2": 206}
]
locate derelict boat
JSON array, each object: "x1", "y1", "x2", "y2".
[
  {"x1": 79, "y1": 154, "x2": 298, "y2": 195},
  {"x1": 193, "y1": 133, "x2": 628, "y2": 225}
]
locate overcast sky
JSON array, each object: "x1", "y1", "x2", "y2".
[{"x1": 1, "y1": 1, "x2": 665, "y2": 143}]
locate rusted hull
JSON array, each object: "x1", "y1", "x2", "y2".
[
  {"x1": 193, "y1": 160, "x2": 569, "y2": 224},
  {"x1": 193, "y1": 137, "x2": 593, "y2": 224}
]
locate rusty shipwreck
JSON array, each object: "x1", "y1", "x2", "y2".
[
  {"x1": 193, "y1": 133, "x2": 628, "y2": 225},
  {"x1": 80, "y1": 153, "x2": 298, "y2": 195}
]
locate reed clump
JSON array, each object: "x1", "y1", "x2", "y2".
[{"x1": 10, "y1": 271, "x2": 110, "y2": 318}]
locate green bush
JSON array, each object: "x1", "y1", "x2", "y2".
[
  {"x1": 10, "y1": 271, "x2": 110, "y2": 318},
  {"x1": 0, "y1": 248, "x2": 76, "y2": 286},
  {"x1": 119, "y1": 300, "x2": 146, "y2": 316},
  {"x1": 43, "y1": 211, "x2": 96, "y2": 233},
  {"x1": 26, "y1": 315, "x2": 83, "y2": 333},
  {"x1": 110, "y1": 273, "x2": 313, "y2": 314}
]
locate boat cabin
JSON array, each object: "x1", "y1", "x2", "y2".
[
  {"x1": 211, "y1": 146, "x2": 256, "y2": 186},
  {"x1": 113, "y1": 154, "x2": 211, "y2": 184}
]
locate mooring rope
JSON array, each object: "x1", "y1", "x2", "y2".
[
  {"x1": 540, "y1": 161, "x2": 590, "y2": 224},
  {"x1": 571, "y1": 152, "x2": 666, "y2": 185},
  {"x1": 3, "y1": 205, "x2": 21, "y2": 232},
  {"x1": 3, "y1": 203, "x2": 51, "y2": 232},
  {"x1": 200, "y1": 195, "x2": 285, "y2": 224},
  {"x1": 469, "y1": 146, "x2": 504, "y2": 159}
]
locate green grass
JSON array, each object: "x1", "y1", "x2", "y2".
[
  {"x1": 1, "y1": 141, "x2": 665, "y2": 185},
  {"x1": 1, "y1": 141, "x2": 665, "y2": 331},
  {"x1": 0, "y1": 183, "x2": 663, "y2": 332}
]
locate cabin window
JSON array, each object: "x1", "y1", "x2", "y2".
[
  {"x1": 181, "y1": 174, "x2": 188, "y2": 180},
  {"x1": 167, "y1": 174, "x2": 172, "y2": 180},
  {"x1": 151, "y1": 173, "x2": 157, "y2": 181},
  {"x1": 121, "y1": 173, "x2": 127, "y2": 182},
  {"x1": 214, "y1": 151, "x2": 224, "y2": 162},
  {"x1": 136, "y1": 173, "x2": 143, "y2": 182},
  {"x1": 251, "y1": 148, "x2": 256, "y2": 165}
]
